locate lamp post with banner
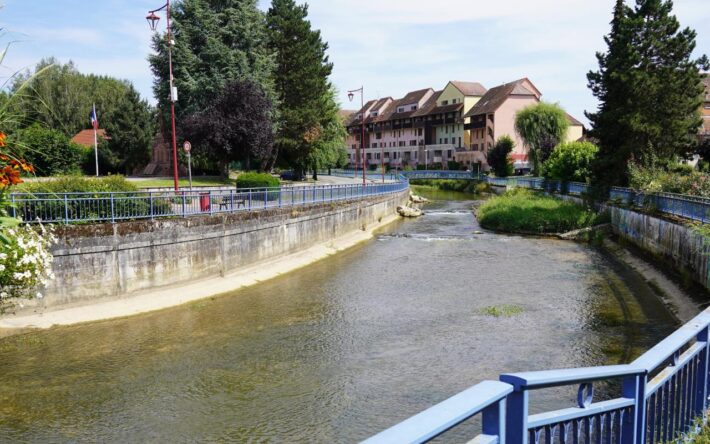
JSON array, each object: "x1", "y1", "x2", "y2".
[{"x1": 183, "y1": 140, "x2": 192, "y2": 190}]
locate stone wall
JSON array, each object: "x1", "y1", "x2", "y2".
[
  {"x1": 611, "y1": 206, "x2": 710, "y2": 289},
  {"x1": 37, "y1": 191, "x2": 408, "y2": 309}
]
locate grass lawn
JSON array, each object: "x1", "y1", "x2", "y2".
[
  {"x1": 128, "y1": 177, "x2": 234, "y2": 188},
  {"x1": 477, "y1": 188, "x2": 607, "y2": 234}
]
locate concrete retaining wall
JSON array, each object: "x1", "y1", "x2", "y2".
[
  {"x1": 36, "y1": 191, "x2": 408, "y2": 309},
  {"x1": 611, "y1": 207, "x2": 710, "y2": 289}
]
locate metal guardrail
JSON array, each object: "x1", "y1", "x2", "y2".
[
  {"x1": 365, "y1": 308, "x2": 710, "y2": 444},
  {"x1": 9, "y1": 180, "x2": 409, "y2": 224}
]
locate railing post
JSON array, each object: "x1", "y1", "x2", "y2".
[
  {"x1": 505, "y1": 389, "x2": 528, "y2": 444},
  {"x1": 264, "y1": 189, "x2": 268, "y2": 208},
  {"x1": 110, "y1": 192, "x2": 115, "y2": 223},
  {"x1": 249, "y1": 190, "x2": 252, "y2": 210},
  {"x1": 149, "y1": 192, "x2": 154, "y2": 220},
  {"x1": 278, "y1": 188, "x2": 282, "y2": 207},
  {"x1": 482, "y1": 398, "x2": 507, "y2": 444},
  {"x1": 622, "y1": 372, "x2": 647, "y2": 444},
  {"x1": 230, "y1": 190, "x2": 234, "y2": 212},
  {"x1": 10, "y1": 193, "x2": 16, "y2": 219},
  {"x1": 209, "y1": 191, "x2": 213, "y2": 215},
  {"x1": 182, "y1": 192, "x2": 187, "y2": 217},
  {"x1": 694, "y1": 326, "x2": 710, "y2": 420},
  {"x1": 64, "y1": 194, "x2": 69, "y2": 225}
]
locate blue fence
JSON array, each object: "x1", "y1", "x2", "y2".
[
  {"x1": 9, "y1": 180, "x2": 409, "y2": 224},
  {"x1": 365, "y1": 308, "x2": 710, "y2": 444}
]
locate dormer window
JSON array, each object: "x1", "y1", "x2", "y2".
[
  {"x1": 370, "y1": 112, "x2": 378, "y2": 117},
  {"x1": 411, "y1": 105, "x2": 417, "y2": 110},
  {"x1": 442, "y1": 100, "x2": 449, "y2": 105},
  {"x1": 398, "y1": 107, "x2": 404, "y2": 113},
  {"x1": 452, "y1": 99, "x2": 457, "y2": 104}
]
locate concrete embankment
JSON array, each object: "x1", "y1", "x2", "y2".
[
  {"x1": 1, "y1": 191, "x2": 408, "y2": 329},
  {"x1": 611, "y1": 207, "x2": 710, "y2": 291}
]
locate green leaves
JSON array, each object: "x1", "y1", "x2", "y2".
[
  {"x1": 487, "y1": 136, "x2": 515, "y2": 177},
  {"x1": 514, "y1": 102, "x2": 569, "y2": 175},
  {"x1": 587, "y1": 0, "x2": 709, "y2": 188},
  {"x1": 543, "y1": 141, "x2": 599, "y2": 183}
]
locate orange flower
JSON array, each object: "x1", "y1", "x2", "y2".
[{"x1": 0, "y1": 132, "x2": 6, "y2": 147}]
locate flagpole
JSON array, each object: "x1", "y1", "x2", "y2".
[{"x1": 93, "y1": 103, "x2": 99, "y2": 177}]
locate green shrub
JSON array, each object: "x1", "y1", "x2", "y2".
[
  {"x1": 236, "y1": 172, "x2": 280, "y2": 189},
  {"x1": 13, "y1": 124, "x2": 85, "y2": 176},
  {"x1": 628, "y1": 163, "x2": 710, "y2": 197},
  {"x1": 477, "y1": 189, "x2": 604, "y2": 234},
  {"x1": 18, "y1": 175, "x2": 139, "y2": 194},
  {"x1": 543, "y1": 141, "x2": 598, "y2": 183},
  {"x1": 487, "y1": 136, "x2": 515, "y2": 177}
]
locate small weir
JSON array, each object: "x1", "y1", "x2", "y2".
[{"x1": 0, "y1": 188, "x2": 699, "y2": 443}]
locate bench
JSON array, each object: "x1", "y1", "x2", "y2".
[{"x1": 218, "y1": 195, "x2": 246, "y2": 210}]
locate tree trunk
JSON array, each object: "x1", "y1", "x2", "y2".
[{"x1": 312, "y1": 163, "x2": 318, "y2": 181}]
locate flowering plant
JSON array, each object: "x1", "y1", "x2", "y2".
[{"x1": 0, "y1": 223, "x2": 55, "y2": 309}]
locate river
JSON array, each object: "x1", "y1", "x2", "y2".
[{"x1": 0, "y1": 188, "x2": 696, "y2": 443}]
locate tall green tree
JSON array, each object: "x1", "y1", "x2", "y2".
[
  {"x1": 514, "y1": 102, "x2": 569, "y2": 175},
  {"x1": 587, "y1": 0, "x2": 709, "y2": 189},
  {"x1": 149, "y1": 0, "x2": 277, "y2": 142},
  {"x1": 13, "y1": 59, "x2": 155, "y2": 173},
  {"x1": 267, "y1": 0, "x2": 343, "y2": 178}
]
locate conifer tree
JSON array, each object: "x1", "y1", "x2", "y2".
[
  {"x1": 267, "y1": 0, "x2": 344, "y2": 178},
  {"x1": 587, "y1": 0, "x2": 709, "y2": 189},
  {"x1": 149, "y1": 0, "x2": 277, "y2": 149}
]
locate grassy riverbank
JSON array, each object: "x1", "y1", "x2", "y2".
[
  {"x1": 409, "y1": 179, "x2": 490, "y2": 194},
  {"x1": 477, "y1": 189, "x2": 607, "y2": 234}
]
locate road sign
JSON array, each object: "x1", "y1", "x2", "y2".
[{"x1": 183, "y1": 141, "x2": 192, "y2": 153}]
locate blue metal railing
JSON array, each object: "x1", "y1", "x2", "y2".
[
  {"x1": 10, "y1": 180, "x2": 409, "y2": 224},
  {"x1": 365, "y1": 308, "x2": 710, "y2": 444}
]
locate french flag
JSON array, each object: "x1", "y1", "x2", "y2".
[{"x1": 90, "y1": 104, "x2": 99, "y2": 130}]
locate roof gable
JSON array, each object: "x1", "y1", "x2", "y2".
[
  {"x1": 464, "y1": 78, "x2": 541, "y2": 117},
  {"x1": 450, "y1": 80, "x2": 487, "y2": 97}
]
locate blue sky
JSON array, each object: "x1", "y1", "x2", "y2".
[{"x1": 1, "y1": 0, "x2": 708, "y2": 125}]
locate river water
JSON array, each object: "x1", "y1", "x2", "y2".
[{"x1": 0, "y1": 188, "x2": 694, "y2": 443}]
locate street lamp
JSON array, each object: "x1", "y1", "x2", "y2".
[
  {"x1": 348, "y1": 87, "x2": 366, "y2": 186},
  {"x1": 147, "y1": 1, "x2": 180, "y2": 192}
]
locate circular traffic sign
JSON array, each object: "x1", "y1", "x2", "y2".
[{"x1": 183, "y1": 140, "x2": 192, "y2": 153}]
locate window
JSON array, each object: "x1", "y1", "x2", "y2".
[
  {"x1": 399, "y1": 141, "x2": 406, "y2": 147},
  {"x1": 370, "y1": 112, "x2": 378, "y2": 117},
  {"x1": 452, "y1": 99, "x2": 457, "y2": 104},
  {"x1": 410, "y1": 140, "x2": 416, "y2": 146},
  {"x1": 414, "y1": 152, "x2": 417, "y2": 159},
  {"x1": 474, "y1": 144, "x2": 479, "y2": 151},
  {"x1": 458, "y1": 137, "x2": 461, "y2": 147},
  {"x1": 376, "y1": 132, "x2": 382, "y2": 139},
  {"x1": 398, "y1": 107, "x2": 404, "y2": 113},
  {"x1": 372, "y1": 143, "x2": 377, "y2": 148},
  {"x1": 417, "y1": 128, "x2": 423, "y2": 136},
  {"x1": 412, "y1": 105, "x2": 417, "y2": 110},
  {"x1": 448, "y1": 150, "x2": 452, "y2": 158},
  {"x1": 439, "y1": 138, "x2": 442, "y2": 144},
  {"x1": 351, "y1": 144, "x2": 356, "y2": 150},
  {"x1": 367, "y1": 153, "x2": 372, "y2": 160},
  {"x1": 444, "y1": 138, "x2": 448, "y2": 144},
  {"x1": 376, "y1": 153, "x2": 380, "y2": 160},
  {"x1": 442, "y1": 100, "x2": 448, "y2": 105}
]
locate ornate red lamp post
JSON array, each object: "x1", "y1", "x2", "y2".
[
  {"x1": 147, "y1": 2, "x2": 180, "y2": 192},
  {"x1": 348, "y1": 87, "x2": 367, "y2": 186}
]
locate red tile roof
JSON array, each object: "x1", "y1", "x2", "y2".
[
  {"x1": 464, "y1": 78, "x2": 540, "y2": 118},
  {"x1": 71, "y1": 129, "x2": 109, "y2": 147}
]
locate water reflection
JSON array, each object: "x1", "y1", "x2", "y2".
[{"x1": 0, "y1": 190, "x2": 689, "y2": 443}]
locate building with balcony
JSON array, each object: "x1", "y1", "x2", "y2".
[
  {"x1": 344, "y1": 81, "x2": 487, "y2": 169},
  {"x1": 344, "y1": 77, "x2": 584, "y2": 171},
  {"x1": 459, "y1": 78, "x2": 542, "y2": 170}
]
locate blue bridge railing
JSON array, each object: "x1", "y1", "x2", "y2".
[
  {"x1": 10, "y1": 180, "x2": 409, "y2": 224},
  {"x1": 364, "y1": 308, "x2": 710, "y2": 444}
]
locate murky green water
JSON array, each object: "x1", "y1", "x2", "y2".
[{"x1": 0, "y1": 191, "x2": 691, "y2": 443}]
